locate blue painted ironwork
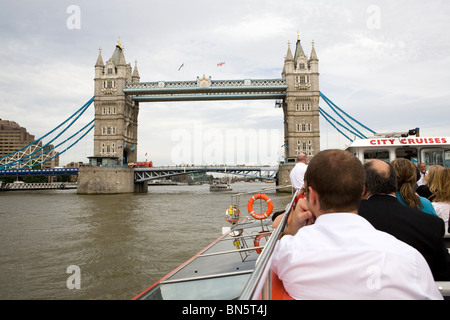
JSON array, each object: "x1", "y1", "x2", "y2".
[
  {"x1": 319, "y1": 92, "x2": 377, "y2": 138},
  {"x1": 0, "y1": 168, "x2": 79, "y2": 177},
  {"x1": 135, "y1": 165, "x2": 279, "y2": 182},
  {"x1": 0, "y1": 97, "x2": 94, "y2": 162},
  {"x1": 0, "y1": 165, "x2": 278, "y2": 182},
  {"x1": 0, "y1": 97, "x2": 95, "y2": 170},
  {"x1": 31, "y1": 120, "x2": 95, "y2": 168},
  {"x1": 319, "y1": 107, "x2": 354, "y2": 142}
]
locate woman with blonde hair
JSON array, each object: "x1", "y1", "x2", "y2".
[
  {"x1": 391, "y1": 159, "x2": 438, "y2": 216},
  {"x1": 432, "y1": 168, "x2": 450, "y2": 232},
  {"x1": 417, "y1": 165, "x2": 444, "y2": 201}
]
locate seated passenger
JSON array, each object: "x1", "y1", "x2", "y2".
[
  {"x1": 417, "y1": 165, "x2": 444, "y2": 202},
  {"x1": 391, "y1": 159, "x2": 438, "y2": 216},
  {"x1": 431, "y1": 167, "x2": 450, "y2": 232},
  {"x1": 359, "y1": 160, "x2": 450, "y2": 281},
  {"x1": 271, "y1": 150, "x2": 442, "y2": 300}
]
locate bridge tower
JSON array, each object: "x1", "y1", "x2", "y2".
[
  {"x1": 282, "y1": 35, "x2": 319, "y2": 163},
  {"x1": 78, "y1": 40, "x2": 146, "y2": 194},
  {"x1": 92, "y1": 39, "x2": 140, "y2": 166}
]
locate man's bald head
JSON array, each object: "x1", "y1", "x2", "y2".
[
  {"x1": 297, "y1": 153, "x2": 307, "y2": 163},
  {"x1": 363, "y1": 159, "x2": 397, "y2": 195}
]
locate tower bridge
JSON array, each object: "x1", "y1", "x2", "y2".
[
  {"x1": 76, "y1": 36, "x2": 320, "y2": 193},
  {"x1": 1, "y1": 34, "x2": 377, "y2": 194}
]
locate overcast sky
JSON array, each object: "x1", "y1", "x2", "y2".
[{"x1": 1, "y1": 0, "x2": 449, "y2": 166}]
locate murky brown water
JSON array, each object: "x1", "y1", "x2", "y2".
[{"x1": 0, "y1": 182, "x2": 290, "y2": 300}]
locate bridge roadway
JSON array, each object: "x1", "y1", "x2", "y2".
[
  {"x1": 0, "y1": 168, "x2": 79, "y2": 177},
  {"x1": 0, "y1": 165, "x2": 279, "y2": 182},
  {"x1": 124, "y1": 78, "x2": 287, "y2": 102},
  {"x1": 134, "y1": 165, "x2": 279, "y2": 182}
]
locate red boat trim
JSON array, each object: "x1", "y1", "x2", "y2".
[{"x1": 132, "y1": 231, "x2": 230, "y2": 300}]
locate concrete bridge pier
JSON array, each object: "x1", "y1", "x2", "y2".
[
  {"x1": 276, "y1": 164, "x2": 295, "y2": 193},
  {"x1": 77, "y1": 166, "x2": 147, "y2": 194}
]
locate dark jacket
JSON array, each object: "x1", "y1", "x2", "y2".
[{"x1": 359, "y1": 194, "x2": 450, "y2": 281}]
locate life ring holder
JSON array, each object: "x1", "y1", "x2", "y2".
[
  {"x1": 247, "y1": 193, "x2": 273, "y2": 220},
  {"x1": 254, "y1": 231, "x2": 271, "y2": 254},
  {"x1": 225, "y1": 205, "x2": 241, "y2": 224}
]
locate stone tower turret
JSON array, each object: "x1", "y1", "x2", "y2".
[
  {"x1": 92, "y1": 39, "x2": 140, "y2": 165},
  {"x1": 282, "y1": 35, "x2": 320, "y2": 163}
]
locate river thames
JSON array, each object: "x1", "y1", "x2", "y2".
[{"x1": 0, "y1": 182, "x2": 291, "y2": 300}]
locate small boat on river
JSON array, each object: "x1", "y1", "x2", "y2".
[{"x1": 209, "y1": 181, "x2": 232, "y2": 192}]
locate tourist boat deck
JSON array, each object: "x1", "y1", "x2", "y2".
[
  {"x1": 134, "y1": 172, "x2": 450, "y2": 300},
  {"x1": 133, "y1": 186, "x2": 292, "y2": 300},
  {"x1": 135, "y1": 218, "x2": 273, "y2": 300}
]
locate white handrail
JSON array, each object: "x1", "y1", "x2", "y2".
[{"x1": 239, "y1": 191, "x2": 298, "y2": 300}]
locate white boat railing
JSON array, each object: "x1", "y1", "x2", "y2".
[{"x1": 239, "y1": 190, "x2": 298, "y2": 300}]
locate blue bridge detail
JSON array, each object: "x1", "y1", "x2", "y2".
[
  {"x1": 0, "y1": 168, "x2": 79, "y2": 177},
  {"x1": 0, "y1": 166, "x2": 278, "y2": 182}
]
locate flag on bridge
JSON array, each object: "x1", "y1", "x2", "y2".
[{"x1": 217, "y1": 62, "x2": 225, "y2": 67}]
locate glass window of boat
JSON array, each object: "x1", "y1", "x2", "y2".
[
  {"x1": 445, "y1": 149, "x2": 450, "y2": 168},
  {"x1": 395, "y1": 147, "x2": 418, "y2": 165},
  {"x1": 420, "y1": 148, "x2": 445, "y2": 167},
  {"x1": 138, "y1": 273, "x2": 251, "y2": 300},
  {"x1": 364, "y1": 149, "x2": 389, "y2": 162}
]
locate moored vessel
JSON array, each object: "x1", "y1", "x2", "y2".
[
  {"x1": 346, "y1": 130, "x2": 449, "y2": 168},
  {"x1": 209, "y1": 181, "x2": 232, "y2": 192}
]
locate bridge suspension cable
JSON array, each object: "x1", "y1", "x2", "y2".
[
  {"x1": 0, "y1": 97, "x2": 94, "y2": 170},
  {"x1": 319, "y1": 107, "x2": 354, "y2": 142},
  {"x1": 9, "y1": 120, "x2": 95, "y2": 169},
  {"x1": 319, "y1": 91, "x2": 377, "y2": 142}
]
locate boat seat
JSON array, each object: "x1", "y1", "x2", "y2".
[{"x1": 271, "y1": 272, "x2": 294, "y2": 300}]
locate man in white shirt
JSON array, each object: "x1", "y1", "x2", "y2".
[
  {"x1": 417, "y1": 163, "x2": 428, "y2": 186},
  {"x1": 289, "y1": 153, "x2": 307, "y2": 191},
  {"x1": 272, "y1": 149, "x2": 442, "y2": 300}
]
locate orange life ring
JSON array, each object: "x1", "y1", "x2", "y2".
[
  {"x1": 247, "y1": 193, "x2": 273, "y2": 220},
  {"x1": 254, "y1": 231, "x2": 271, "y2": 254}
]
